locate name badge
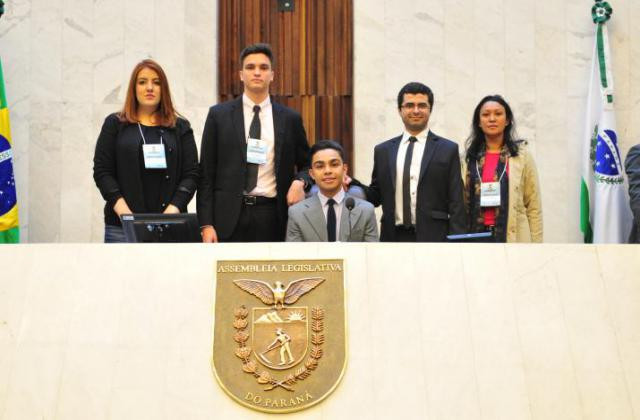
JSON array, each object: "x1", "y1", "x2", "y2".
[
  {"x1": 480, "y1": 182, "x2": 501, "y2": 207},
  {"x1": 247, "y1": 138, "x2": 268, "y2": 164},
  {"x1": 143, "y1": 144, "x2": 167, "y2": 169}
]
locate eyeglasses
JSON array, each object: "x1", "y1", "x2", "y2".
[{"x1": 401, "y1": 102, "x2": 430, "y2": 111}]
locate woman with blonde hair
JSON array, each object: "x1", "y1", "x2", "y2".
[
  {"x1": 463, "y1": 95, "x2": 542, "y2": 242},
  {"x1": 93, "y1": 59, "x2": 199, "y2": 242}
]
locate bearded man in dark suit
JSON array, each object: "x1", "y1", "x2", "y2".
[
  {"x1": 197, "y1": 43, "x2": 310, "y2": 242},
  {"x1": 352, "y1": 82, "x2": 465, "y2": 242}
]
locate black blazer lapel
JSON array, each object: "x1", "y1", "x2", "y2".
[
  {"x1": 231, "y1": 97, "x2": 247, "y2": 164},
  {"x1": 419, "y1": 131, "x2": 440, "y2": 184},
  {"x1": 272, "y1": 100, "x2": 285, "y2": 175},
  {"x1": 388, "y1": 136, "x2": 402, "y2": 191}
]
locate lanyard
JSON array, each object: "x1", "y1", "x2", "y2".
[
  {"x1": 137, "y1": 123, "x2": 164, "y2": 145},
  {"x1": 476, "y1": 156, "x2": 508, "y2": 183}
]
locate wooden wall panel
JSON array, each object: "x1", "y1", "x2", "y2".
[{"x1": 218, "y1": 0, "x2": 354, "y2": 168}]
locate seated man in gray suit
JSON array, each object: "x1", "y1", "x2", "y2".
[{"x1": 286, "y1": 140, "x2": 378, "y2": 242}]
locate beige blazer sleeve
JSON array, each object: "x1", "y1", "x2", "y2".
[{"x1": 521, "y1": 150, "x2": 543, "y2": 242}]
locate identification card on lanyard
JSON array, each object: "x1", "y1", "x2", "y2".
[
  {"x1": 480, "y1": 182, "x2": 501, "y2": 207},
  {"x1": 247, "y1": 137, "x2": 268, "y2": 164},
  {"x1": 477, "y1": 158, "x2": 507, "y2": 207},
  {"x1": 143, "y1": 144, "x2": 167, "y2": 169},
  {"x1": 138, "y1": 123, "x2": 167, "y2": 169}
]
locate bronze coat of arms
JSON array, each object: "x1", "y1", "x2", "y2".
[{"x1": 213, "y1": 259, "x2": 346, "y2": 413}]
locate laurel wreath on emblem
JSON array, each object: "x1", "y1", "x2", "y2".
[{"x1": 233, "y1": 305, "x2": 325, "y2": 392}]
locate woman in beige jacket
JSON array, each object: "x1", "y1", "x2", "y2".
[{"x1": 462, "y1": 95, "x2": 542, "y2": 242}]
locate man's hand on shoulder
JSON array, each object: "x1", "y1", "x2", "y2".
[
  {"x1": 201, "y1": 225, "x2": 219, "y2": 243},
  {"x1": 287, "y1": 179, "x2": 306, "y2": 206},
  {"x1": 343, "y1": 174, "x2": 352, "y2": 191}
]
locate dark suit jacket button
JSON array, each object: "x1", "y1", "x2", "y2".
[
  {"x1": 165, "y1": 175, "x2": 170, "y2": 180},
  {"x1": 168, "y1": 147, "x2": 173, "y2": 152}
]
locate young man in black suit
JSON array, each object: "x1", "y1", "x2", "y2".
[
  {"x1": 197, "y1": 43, "x2": 311, "y2": 242},
  {"x1": 352, "y1": 82, "x2": 465, "y2": 242}
]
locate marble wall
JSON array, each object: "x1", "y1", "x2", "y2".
[{"x1": 0, "y1": 0, "x2": 639, "y2": 242}]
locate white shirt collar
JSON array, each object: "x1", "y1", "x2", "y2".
[
  {"x1": 242, "y1": 93, "x2": 271, "y2": 110},
  {"x1": 402, "y1": 129, "x2": 429, "y2": 144},
  {"x1": 317, "y1": 189, "x2": 345, "y2": 206}
]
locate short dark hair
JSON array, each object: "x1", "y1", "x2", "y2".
[
  {"x1": 397, "y1": 82, "x2": 434, "y2": 110},
  {"x1": 309, "y1": 140, "x2": 345, "y2": 162},
  {"x1": 240, "y1": 43, "x2": 274, "y2": 67}
]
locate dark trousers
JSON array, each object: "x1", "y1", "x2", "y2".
[
  {"x1": 227, "y1": 197, "x2": 280, "y2": 242},
  {"x1": 104, "y1": 224, "x2": 127, "y2": 243},
  {"x1": 393, "y1": 225, "x2": 417, "y2": 242}
]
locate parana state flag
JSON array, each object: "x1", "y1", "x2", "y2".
[
  {"x1": 580, "y1": 2, "x2": 631, "y2": 243},
  {"x1": 0, "y1": 58, "x2": 19, "y2": 243}
]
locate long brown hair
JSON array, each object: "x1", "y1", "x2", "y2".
[{"x1": 118, "y1": 59, "x2": 178, "y2": 127}]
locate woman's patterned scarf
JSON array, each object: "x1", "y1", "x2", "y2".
[{"x1": 465, "y1": 145, "x2": 510, "y2": 242}]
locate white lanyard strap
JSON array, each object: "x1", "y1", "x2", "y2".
[
  {"x1": 476, "y1": 156, "x2": 508, "y2": 183},
  {"x1": 138, "y1": 123, "x2": 164, "y2": 145}
]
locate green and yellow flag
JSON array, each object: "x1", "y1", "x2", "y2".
[{"x1": 0, "y1": 58, "x2": 19, "y2": 243}]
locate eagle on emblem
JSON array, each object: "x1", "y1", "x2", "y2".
[{"x1": 233, "y1": 277, "x2": 325, "y2": 309}]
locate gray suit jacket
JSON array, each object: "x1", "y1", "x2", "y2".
[
  {"x1": 625, "y1": 144, "x2": 640, "y2": 243},
  {"x1": 285, "y1": 194, "x2": 379, "y2": 242}
]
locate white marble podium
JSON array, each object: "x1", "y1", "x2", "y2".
[{"x1": 1, "y1": 243, "x2": 639, "y2": 419}]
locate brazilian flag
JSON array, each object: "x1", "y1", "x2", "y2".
[{"x1": 0, "y1": 58, "x2": 19, "y2": 243}]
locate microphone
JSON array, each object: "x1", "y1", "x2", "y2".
[
  {"x1": 345, "y1": 197, "x2": 355, "y2": 242},
  {"x1": 345, "y1": 197, "x2": 355, "y2": 211}
]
